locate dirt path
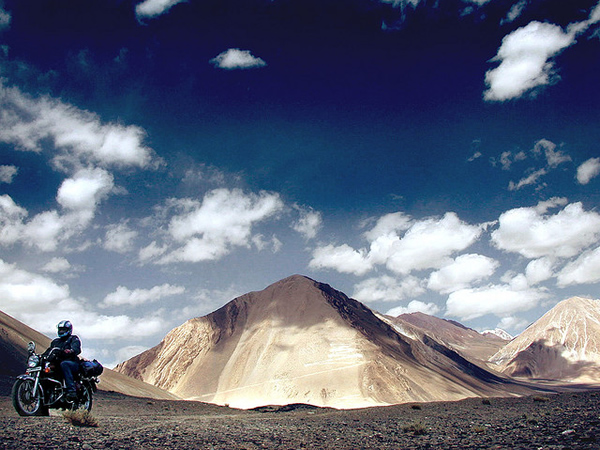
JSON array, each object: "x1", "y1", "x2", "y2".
[{"x1": 1, "y1": 390, "x2": 599, "y2": 449}]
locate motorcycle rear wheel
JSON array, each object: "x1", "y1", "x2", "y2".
[
  {"x1": 11, "y1": 378, "x2": 49, "y2": 416},
  {"x1": 70, "y1": 383, "x2": 93, "y2": 412}
]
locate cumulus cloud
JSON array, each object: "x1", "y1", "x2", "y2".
[
  {"x1": 525, "y1": 257, "x2": 554, "y2": 285},
  {"x1": 352, "y1": 275, "x2": 425, "y2": 303},
  {"x1": 491, "y1": 201, "x2": 600, "y2": 259},
  {"x1": 292, "y1": 207, "x2": 322, "y2": 240},
  {"x1": 41, "y1": 257, "x2": 72, "y2": 273},
  {"x1": 0, "y1": 82, "x2": 156, "y2": 171},
  {"x1": 386, "y1": 300, "x2": 440, "y2": 317},
  {"x1": 0, "y1": 167, "x2": 117, "y2": 252},
  {"x1": 310, "y1": 211, "x2": 484, "y2": 276},
  {"x1": 57, "y1": 168, "x2": 114, "y2": 213},
  {"x1": 135, "y1": 0, "x2": 185, "y2": 19},
  {"x1": 102, "y1": 283, "x2": 186, "y2": 307},
  {"x1": 210, "y1": 49, "x2": 267, "y2": 70},
  {"x1": 427, "y1": 254, "x2": 499, "y2": 294},
  {"x1": 309, "y1": 244, "x2": 372, "y2": 276},
  {"x1": 557, "y1": 246, "x2": 600, "y2": 286},
  {"x1": 160, "y1": 188, "x2": 284, "y2": 263},
  {"x1": 374, "y1": 212, "x2": 484, "y2": 274},
  {"x1": 0, "y1": 165, "x2": 17, "y2": 183},
  {"x1": 0, "y1": 259, "x2": 165, "y2": 341},
  {"x1": 484, "y1": 21, "x2": 576, "y2": 101},
  {"x1": 576, "y1": 157, "x2": 600, "y2": 184},
  {"x1": 446, "y1": 284, "x2": 548, "y2": 320},
  {"x1": 104, "y1": 221, "x2": 138, "y2": 253}
]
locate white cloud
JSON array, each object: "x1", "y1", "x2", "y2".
[
  {"x1": 102, "y1": 283, "x2": 186, "y2": 307},
  {"x1": 0, "y1": 259, "x2": 167, "y2": 341},
  {"x1": 427, "y1": 254, "x2": 499, "y2": 294},
  {"x1": 310, "y1": 212, "x2": 484, "y2": 277},
  {"x1": 57, "y1": 167, "x2": 114, "y2": 213},
  {"x1": 0, "y1": 165, "x2": 17, "y2": 183},
  {"x1": 557, "y1": 246, "x2": 600, "y2": 286},
  {"x1": 484, "y1": 21, "x2": 576, "y2": 101},
  {"x1": 363, "y1": 212, "x2": 413, "y2": 242},
  {"x1": 139, "y1": 241, "x2": 168, "y2": 263},
  {"x1": 446, "y1": 284, "x2": 548, "y2": 320},
  {"x1": 534, "y1": 139, "x2": 571, "y2": 168},
  {"x1": 161, "y1": 188, "x2": 284, "y2": 263},
  {"x1": 352, "y1": 275, "x2": 425, "y2": 302},
  {"x1": 41, "y1": 257, "x2": 72, "y2": 273},
  {"x1": 576, "y1": 157, "x2": 600, "y2": 184},
  {"x1": 104, "y1": 221, "x2": 138, "y2": 253},
  {"x1": 502, "y1": 0, "x2": 528, "y2": 24},
  {"x1": 497, "y1": 316, "x2": 528, "y2": 333},
  {"x1": 210, "y1": 49, "x2": 267, "y2": 70},
  {"x1": 386, "y1": 300, "x2": 440, "y2": 317},
  {"x1": 508, "y1": 167, "x2": 547, "y2": 191},
  {"x1": 491, "y1": 201, "x2": 600, "y2": 259},
  {"x1": 0, "y1": 167, "x2": 117, "y2": 252},
  {"x1": 135, "y1": 0, "x2": 185, "y2": 19},
  {"x1": 377, "y1": 212, "x2": 484, "y2": 274},
  {"x1": 498, "y1": 150, "x2": 527, "y2": 170},
  {"x1": 525, "y1": 257, "x2": 554, "y2": 285},
  {"x1": 0, "y1": 82, "x2": 156, "y2": 171},
  {"x1": 309, "y1": 244, "x2": 372, "y2": 276},
  {"x1": 292, "y1": 208, "x2": 322, "y2": 240}
]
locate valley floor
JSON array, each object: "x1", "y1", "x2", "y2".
[{"x1": 1, "y1": 389, "x2": 600, "y2": 449}]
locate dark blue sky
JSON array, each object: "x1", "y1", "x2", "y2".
[{"x1": 1, "y1": 0, "x2": 599, "y2": 365}]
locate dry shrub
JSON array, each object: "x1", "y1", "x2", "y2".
[
  {"x1": 63, "y1": 410, "x2": 99, "y2": 428},
  {"x1": 403, "y1": 420, "x2": 427, "y2": 435}
]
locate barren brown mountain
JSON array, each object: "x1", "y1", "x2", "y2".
[
  {"x1": 116, "y1": 275, "x2": 528, "y2": 409},
  {"x1": 0, "y1": 310, "x2": 176, "y2": 400},
  {"x1": 490, "y1": 296, "x2": 600, "y2": 383},
  {"x1": 386, "y1": 311, "x2": 509, "y2": 364}
]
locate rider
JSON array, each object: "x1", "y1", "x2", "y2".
[{"x1": 43, "y1": 320, "x2": 81, "y2": 402}]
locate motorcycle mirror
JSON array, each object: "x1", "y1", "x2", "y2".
[{"x1": 27, "y1": 341, "x2": 35, "y2": 353}]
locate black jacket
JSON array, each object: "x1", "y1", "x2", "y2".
[{"x1": 44, "y1": 335, "x2": 82, "y2": 362}]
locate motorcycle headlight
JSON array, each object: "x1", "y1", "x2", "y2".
[{"x1": 27, "y1": 354, "x2": 40, "y2": 368}]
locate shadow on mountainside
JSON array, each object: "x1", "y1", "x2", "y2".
[{"x1": 503, "y1": 339, "x2": 600, "y2": 381}]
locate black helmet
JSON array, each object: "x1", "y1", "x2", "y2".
[{"x1": 57, "y1": 320, "x2": 73, "y2": 339}]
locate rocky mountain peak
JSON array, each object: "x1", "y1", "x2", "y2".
[{"x1": 489, "y1": 296, "x2": 600, "y2": 381}]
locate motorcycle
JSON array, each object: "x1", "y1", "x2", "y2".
[{"x1": 12, "y1": 341, "x2": 102, "y2": 416}]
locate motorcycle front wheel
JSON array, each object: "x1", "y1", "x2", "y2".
[{"x1": 11, "y1": 378, "x2": 49, "y2": 416}]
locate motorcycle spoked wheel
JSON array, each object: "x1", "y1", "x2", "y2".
[
  {"x1": 69, "y1": 383, "x2": 93, "y2": 412},
  {"x1": 11, "y1": 378, "x2": 49, "y2": 416}
]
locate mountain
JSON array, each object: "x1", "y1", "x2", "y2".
[
  {"x1": 387, "y1": 312, "x2": 509, "y2": 363},
  {"x1": 0, "y1": 310, "x2": 176, "y2": 400},
  {"x1": 489, "y1": 297, "x2": 600, "y2": 382},
  {"x1": 116, "y1": 275, "x2": 526, "y2": 409},
  {"x1": 482, "y1": 329, "x2": 514, "y2": 341}
]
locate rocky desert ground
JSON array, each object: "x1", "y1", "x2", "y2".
[{"x1": 2, "y1": 387, "x2": 600, "y2": 449}]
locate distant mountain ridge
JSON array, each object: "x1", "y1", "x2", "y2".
[
  {"x1": 116, "y1": 275, "x2": 526, "y2": 409},
  {"x1": 490, "y1": 297, "x2": 600, "y2": 382}
]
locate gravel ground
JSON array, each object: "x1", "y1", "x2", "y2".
[{"x1": 1, "y1": 389, "x2": 600, "y2": 449}]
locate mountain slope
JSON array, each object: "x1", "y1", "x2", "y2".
[
  {"x1": 387, "y1": 312, "x2": 508, "y2": 363},
  {"x1": 0, "y1": 310, "x2": 176, "y2": 400},
  {"x1": 116, "y1": 275, "x2": 524, "y2": 409},
  {"x1": 489, "y1": 297, "x2": 600, "y2": 382}
]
